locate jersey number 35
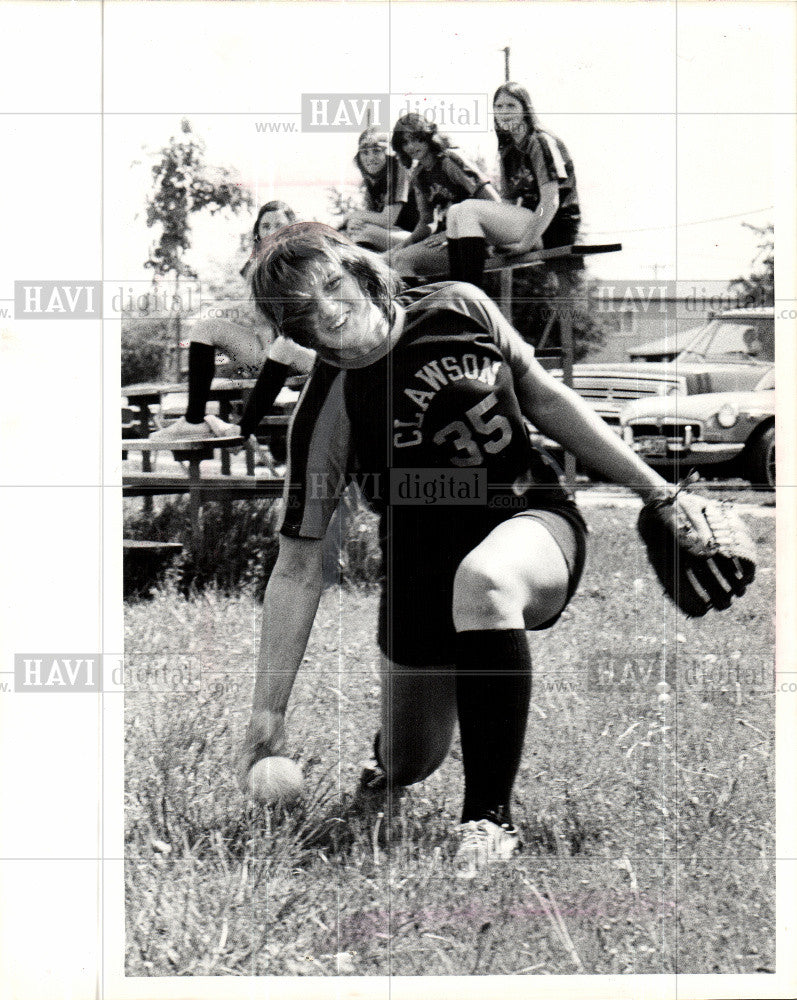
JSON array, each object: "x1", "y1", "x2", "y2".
[{"x1": 433, "y1": 392, "x2": 512, "y2": 467}]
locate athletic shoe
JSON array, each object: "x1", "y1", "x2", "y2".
[
  {"x1": 203, "y1": 413, "x2": 240, "y2": 438},
  {"x1": 350, "y1": 757, "x2": 389, "y2": 807},
  {"x1": 348, "y1": 757, "x2": 408, "y2": 816},
  {"x1": 454, "y1": 818, "x2": 522, "y2": 879},
  {"x1": 150, "y1": 416, "x2": 216, "y2": 442},
  {"x1": 150, "y1": 415, "x2": 239, "y2": 442}
]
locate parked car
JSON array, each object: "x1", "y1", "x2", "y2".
[
  {"x1": 562, "y1": 307, "x2": 775, "y2": 429},
  {"x1": 626, "y1": 325, "x2": 704, "y2": 362},
  {"x1": 619, "y1": 367, "x2": 775, "y2": 488}
]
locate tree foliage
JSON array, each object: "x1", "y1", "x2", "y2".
[
  {"x1": 327, "y1": 186, "x2": 361, "y2": 221},
  {"x1": 145, "y1": 119, "x2": 253, "y2": 279},
  {"x1": 727, "y1": 222, "x2": 774, "y2": 307},
  {"x1": 505, "y1": 265, "x2": 606, "y2": 362}
]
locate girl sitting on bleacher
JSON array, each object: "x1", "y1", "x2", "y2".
[
  {"x1": 151, "y1": 200, "x2": 314, "y2": 442},
  {"x1": 341, "y1": 127, "x2": 418, "y2": 252},
  {"x1": 387, "y1": 114, "x2": 500, "y2": 280},
  {"x1": 445, "y1": 82, "x2": 581, "y2": 289}
]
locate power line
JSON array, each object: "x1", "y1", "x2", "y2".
[{"x1": 589, "y1": 206, "x2": 774, "y2": 235}]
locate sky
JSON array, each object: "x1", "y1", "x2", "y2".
[{"x1": 89, "y1": 0, "x2": 790, "y2": 286}]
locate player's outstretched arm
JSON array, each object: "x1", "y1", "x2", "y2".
[
  {"x1": 238, "y1": 535, "x2": 325, "y2": 786},
  {"x1": 517, "y1": 358, "x2": 672, "y2": 501}
]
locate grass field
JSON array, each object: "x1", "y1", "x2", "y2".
[{"x1": 124, "y1": 503, "x2": 776, "y2": 977}]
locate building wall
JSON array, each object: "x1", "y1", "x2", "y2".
[{"x1": 586, "y1": 303, "x2": 710, "y2": 362}]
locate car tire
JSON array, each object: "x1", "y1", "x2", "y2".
[{"x1": 745, "y1": 424, "x2": 775, "y2": 489}]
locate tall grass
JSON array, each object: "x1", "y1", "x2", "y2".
[
  {"x1": 125, "y1": 506, "x2": 776, "y2": 976},
  {"x1": 123, "y1": 491, "x2": 383, "y2": 598}
]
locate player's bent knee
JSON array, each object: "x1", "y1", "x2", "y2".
[
  {"x1": 452, "y1": 554, "x2": 525, "y2": 629},
  {"x1": 189, "y1": 317, "x2": 218, "y2": 346},
  {"x1": 381, "y1": 720, "x2": 454, "y2": 784},
  {"x1": 446, "y1": 202, "x2": 461, "y2": 218}
]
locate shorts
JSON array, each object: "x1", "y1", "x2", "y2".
[
  {"x1": 377, "y1": 503, "x2": 587, "y2": 666},
  {"x1": 541, "y1": 215, "x2": 580, "y2": 250}
]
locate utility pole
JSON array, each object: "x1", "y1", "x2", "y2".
[{"x1": 502, "y1": 46, "x2": 511, "y2": 82}]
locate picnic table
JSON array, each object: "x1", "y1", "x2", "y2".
[
  {"x1": 122, "y1": 436, "x2": 285, "y2": 543},
  {"x1": 122, "y1": 377, "x2": 258, "y2": 438},
  {"x1": 122, "y1": 378, "x2": 296, "y2": 473}
]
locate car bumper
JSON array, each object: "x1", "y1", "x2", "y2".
[{"x1": 627, "y1": 438, "x2": 745, "y2": 465}]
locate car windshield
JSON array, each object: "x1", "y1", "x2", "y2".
[
  {"x1": 678, "y1": 318, "x2": 774, "y2": 363},
  {"x1": 756, "y1": 369, "x2": 775, "y2": 391}
]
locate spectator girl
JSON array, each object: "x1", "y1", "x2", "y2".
[
  {"x1": 151, "y1": 200, "x2": 313, "y2": 442},
  {"x1": 387, "y1": 114, "x2": 500, "y2": 279},
  {"x1": 342, "y1": 127, "x2": 418, "y2": 252},
  {"x1": 445, "y1": 82, "x2": 581, "y2": 288}
]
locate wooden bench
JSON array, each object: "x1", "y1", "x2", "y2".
[
  {"x1": 123, "y1": 437, "x2": 285, "y2": 541},
  {"x1": 123, "y1": 539, "x2": 184, "y2": 552},
  {"x1": 122, "y1": 380, "x2": 295, "y2": 471}
]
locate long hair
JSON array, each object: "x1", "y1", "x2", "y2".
[
  {"x1": 249, "y1": 222, "x2": 402, "y2": 349},
  {"x1": 252, "y1": 200, "x2": 297, "y2": 248},
  {"x1": 492, "y1": 82, "x2": 539, "y2": 150},
  {"x1": 391, "y1": 113, "x2": 453, "y2": 169}
]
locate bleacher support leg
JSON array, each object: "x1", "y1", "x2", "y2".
[
  {"x1": 559, "y1": 301, "x2": 577, "y2": 486},
  {"x1": 188, "y1": 458, "x2": 202, "y2": 550},
  {"x1": 499, "y1": 268, "x2": 513, "y2": 321}
]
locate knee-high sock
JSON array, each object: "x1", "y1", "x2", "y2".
[
  {"x1": 447, "y1": 238, "x2": 462, "y2": 281},
  {"x1": 447, "y1": 236, "x2": 487, "y2": 290},
  {"x1": 239, "y1": 359, "x2": 290, "y2": 439},
  {"x1": 455, "y1": 628, "x2": 532, "y2": 825},
  {"x1": 185, "y1": 341, "x2": 216, "y2": 423}
]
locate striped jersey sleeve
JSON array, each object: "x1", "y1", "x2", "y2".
[
  {"x1": 440, "y1": 151, "x2": 490, "y2": 197},
  {"x1": 389, "y1": 159, "x2": 412, "y2": 206},
  {"x1": 279, "y1": 364, "x2": 353, "y2": 540},
  {"x1": 528, "y1": 130, "x2": 569, "y2": 185}
]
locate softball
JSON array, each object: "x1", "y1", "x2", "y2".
[{"x1": 245, "y1": 756, "x2": 304, "y2": 806}]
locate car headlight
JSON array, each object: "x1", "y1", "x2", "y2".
[{"x1": 716, "y1": 403, "x2": 739, "y2": 428}]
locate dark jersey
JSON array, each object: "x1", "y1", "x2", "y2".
[
  {"x1": 362, "y1": 156, "x2": 419, "y2": 232},
  {"x1": 280, "y1": 282, "x2": 582, "y2": 543},
  {"x1": 411, "y1": 150, "x2": 491, "y2": 232},
  {"x1": 500, "y1": 129, "x2": 580, "y2": 230}
]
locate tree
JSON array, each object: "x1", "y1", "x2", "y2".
[
  {"x1": 327, "y1": 186, "x2": 361, "y2": 221},
  {"x1": 727, "y1": 222, "x2": 774, "y2": 307},
  {"x1": 144, "y1": 119, "x2": 254, "y2": 377},
  {"x1": 503, "y1": 264, "x2": 606, "y2": 362}
]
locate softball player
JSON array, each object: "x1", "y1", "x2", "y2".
[
  {"x1": 238, "y1": 224, "x2": 674, "y2": 872},
  {"x1": 446, "y1": 82, "x2": 581, "y2": 288},
  {"x1": 387, "y1": 114, "x2": 500, "y2": 279},
  {"x1": 342, "y1": 127, "x2": 418, "y2": 252}
]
